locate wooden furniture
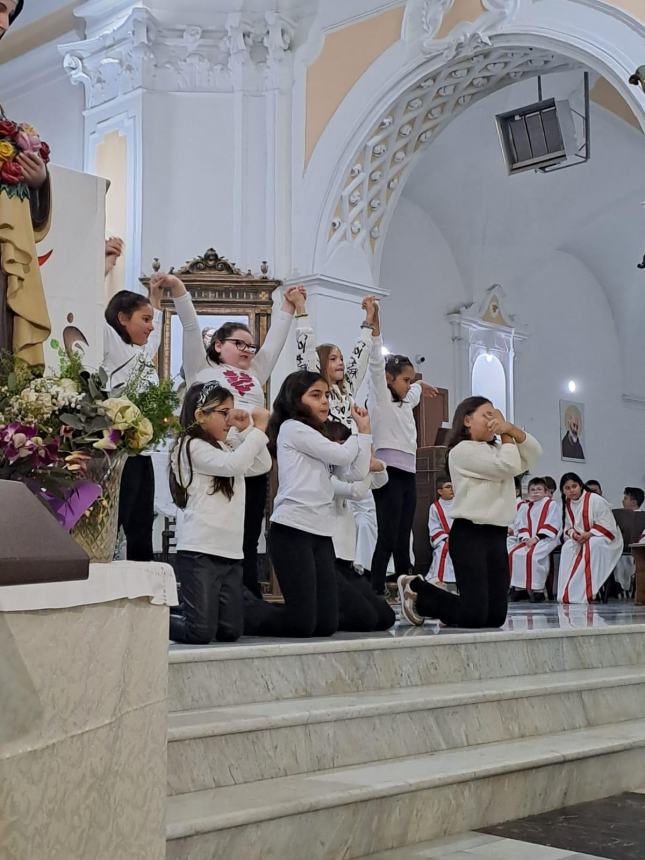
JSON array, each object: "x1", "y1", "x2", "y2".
[
  {"x1": 630, "y1": 544, "x2": 645, "y2": 605},
  {"x1": 412, "y1": 387, "x2": 450, "y2": 576}
]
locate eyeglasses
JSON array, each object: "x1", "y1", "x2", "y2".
[
  {"x1": 223, "y1": 338, "x2": 258, "y2": 354},
  {"x1": 202, "y1": 407, "x2": 231, "y2": 418}
]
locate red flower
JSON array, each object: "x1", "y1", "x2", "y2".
[
  {"x1": 39, "y1": 141, "x2": 51, "y2": 164},
  {"x1": 1, "y1": 160, "x2": 23, "y2": 185},
  {"x1": 0, "y1": 120, "x2": 19, "y2": 138}
]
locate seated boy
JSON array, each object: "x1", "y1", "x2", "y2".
[
  {"x1": 426, "y1": 476, "x2": 456, "y2": 592},
  {"x1": 623, "y1": 487, "x2": 645, "y2": 511},
  {"x1": 509, "y1": 477, "x2": 561, "y2": 601}
]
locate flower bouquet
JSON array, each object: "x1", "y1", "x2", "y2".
[
  {"x1": 0, "y1": 347, "x2": 179, "y2": 561},
  {"x1": 0, "y1": 118, "x2": 51, "y2": 199}
]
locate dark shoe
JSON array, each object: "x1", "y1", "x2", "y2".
[{"x1": 529, "y1": 590, "x2": 545, "y2": 603}]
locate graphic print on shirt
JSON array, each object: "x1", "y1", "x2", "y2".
[{"x1": 223, "y1": 369, "x2": 255, "y2": 397}]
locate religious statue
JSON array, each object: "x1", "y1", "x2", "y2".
[{"x1": 0, "y1": 0, "x2": 53, "y2": 367}]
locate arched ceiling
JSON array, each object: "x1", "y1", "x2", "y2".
[{"x1": 325, "y1": 42, "x2": 576, "y2": 270}]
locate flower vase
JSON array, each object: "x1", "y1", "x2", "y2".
[{"x1": 71, "y1": 452, "x2": 128, "y2": 563}]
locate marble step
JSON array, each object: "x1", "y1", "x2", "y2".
[
  {"x1": 166, "y1": 718, "x2": 645, "y2": 860},
  {"x1": 168, "y1": 626, "x2": 645, "y2": 710},
  {"x1": 167, "y1": 665, "x2": 645, "y2": 795}
]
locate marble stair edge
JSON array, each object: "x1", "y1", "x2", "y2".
[
  {"x1": 168, "y1": 628, "x2": 645, "y2": 710},
  {"x1": 165, "y1": 721, "x2": 645, "y2": 859},
  {"x1": 167, "y1": 668, "x2": 645, "y2": 794}
]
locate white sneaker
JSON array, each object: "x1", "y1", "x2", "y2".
[{"x1": 397, "y1": 575, "x2": 425, "y2": 626}]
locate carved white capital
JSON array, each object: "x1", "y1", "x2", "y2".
[{"x1": 60, "y1": 6, "x2": 295, "y2": 108}]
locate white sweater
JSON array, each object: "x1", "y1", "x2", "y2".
[
  {"x1": 271, "y1": 420, "x2": 372, "y2": 537},
  {"x1": 367, "y1": 335, "x2": 421, "y2": 456},
  {"x1": 102, "y1": 310, "x2": 162, "y2": 390},
  {"x1": 173, "y1": 291, "x2": 293, "y2": 410},
  {"x1": 172, "y1": 427, "x2": 271, "y2": 558},
  {"x1": 449, "y1": 433, "x2": 542, "y2": 527}
]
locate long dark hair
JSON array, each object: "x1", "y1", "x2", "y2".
[
  {"x1": 445, "y1": 396, "x2": 492, "y2": 453},
  {"x1": 206, "y1": 321, "x2": 253, "y2": 364},
  {"x1": 385, "y1": 354, "x2": 414, "y2": 403},
  {"x1": 559, "y1": 472, "x2": 586, "y2": 531},
  {"x1": 169, "y1": 382, "x2": 235, "y2": 508},
  {"x1": 267, "y1": 370, "x2": 329, "y2": 456},
  {"x1": 105, "y1": 290, "x2": 152, "y2": 345}
]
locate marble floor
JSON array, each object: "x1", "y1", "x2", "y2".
[
  {"x1": 363, "y1": 831, "x2": 611, "y2": 858},
  {"x1": 169, "y1": 601, "x2": 645, "y2": 651}
]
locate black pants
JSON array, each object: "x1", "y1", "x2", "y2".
[
  {"x1": 243, "y1": 523, "x2": 338, "y2": 638},
  {"x1": 170, "y1": 551, "x2": 243, "y2": 644},
  {"x1": 243, "y1": 473, "x2": 269, "y2": 597},
  {"x1": 371, "y1": 467, "x2": 417, "y2": 594},
  {"x1": 336, "y1": 562, "x2": 395, "y2": 631},
  {"x1": 411, "y1": 518, "x2": 509, "y2": 628},
  {"x1": 118, "y1": 455, "x2": 155, "y2": 562}
]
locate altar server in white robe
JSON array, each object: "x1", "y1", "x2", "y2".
[
  {"x1": 426, "y1": 476, "x2": 456, "y2": 589},
  {"x1": 509, "y1": 476, "x2": 561, "y2": 597},
  {"x1": 558, "y1": 473, "x2": 623, "y2": 604}
]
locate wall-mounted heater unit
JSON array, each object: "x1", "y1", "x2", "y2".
[{"x1": 496, "y1": 72, "x2": 590, "y2": 176}]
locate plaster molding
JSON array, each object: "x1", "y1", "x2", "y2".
[
  {"x1": 324, "y1": 41, "x2": 574, "y2": 273},
  {"x1": 61, "y1": 6, "x2": 295, "y2": 107}
]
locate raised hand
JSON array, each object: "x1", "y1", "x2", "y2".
[
  {"x1": 251, "y1": 407, "x2": 270, "y2": 433},
  {"x1": 420, "y1": 381, "x2": 440, "y2": 398},
  {"x1": 16, "y1": 151, "x2": 47, "y2": 188},
  {"x1": 149, "y1": 271, "x2": 186, "y2": 302},
  {"x1": 487, "y1": 408, "x2": 512, "y2": 437},
  {"x1": 226, "y1": 409, "x2": 251, "y2": 432},
  {"x1": 105, "y1": 237, "x2": 124, "y2": 276},
  {"x1": 282, "y1": 285, "x2": 306, "y2": 315},
  {"x1": 351, "y1": 404, "x2": 371, "y2": 434}
]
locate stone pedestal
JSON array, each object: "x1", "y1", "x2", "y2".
[{"x1": 0, "y1": 563, "x2": 176, "y2": 860}]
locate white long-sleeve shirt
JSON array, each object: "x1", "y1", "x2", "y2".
[
  {"x1": 295, "y1": 315, "x2": 372, "y2": 426},
  {"x1": 271, "y1": 419, "x2": 372, "y2": 537},
  {"x1": 449, "y1": 433, "x2": 542, "y2": 527},
  {"x1": 367, "y1": 335, "x2": 421, "y2": 466},
  {"x1": 173, "y1": 291, "x2": 293, "y2": 410},
  {"x1": 172, "y1": 426, "x2": 271, "y2": 558},
  {"x1": 102, "y1": 310, "x2": 162, "y2": 390},
  {"x1": 331, "y1": 466, "x2": 388, "y2": 561}
]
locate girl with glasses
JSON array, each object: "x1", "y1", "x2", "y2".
[
  {"x1": 155, "y1": 272, "x2": 304, "y2": 598},
  {"x1": 169, "y1": 381, "x2": 271, "y2": 643}
]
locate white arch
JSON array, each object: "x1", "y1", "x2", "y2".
[{"x1": 295, "y1": 0, "x2": 645, "y2": 286}]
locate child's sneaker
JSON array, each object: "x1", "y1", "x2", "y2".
[{"x1": 397, "y1": 575, "x2": 425, "y2": 626}]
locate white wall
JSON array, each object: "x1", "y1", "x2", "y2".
[
  {"x1": 380, "y1": 78, "x2": 645, "y2": 505},
  {"x1": 0, "y1": 56, "x2": 85, "y2": 172}
]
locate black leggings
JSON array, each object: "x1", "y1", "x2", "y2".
[
  {"x1": 170, "y1": 551, "x2": 243, "y2": 644},
  {"x1": 336, "y1": 562, "x2": 395, "y2": 631},
  {"x1": 118, "y1": 455, "x2": 155, "y2": 562},
  {"x1": 411, "y1": 518, "x2": 510, "y2": 628},
  {"x1": 371, "y1": 467, "x2": 417, "y2": 594},
  {"x1": 243, "y1": 523, "x2": 338, "y2": 638},
  {"x1": 243, "y1": 473, "x2": 269, "y2": 597}
]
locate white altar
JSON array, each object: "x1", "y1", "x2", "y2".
[{"x1": 0, "y1": 562, "x2": 177, "y2": 860}]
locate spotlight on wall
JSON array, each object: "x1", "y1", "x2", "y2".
[
  {"x1": 568, "y1": 380, "x2": 577, "y2": 393},
  {"x1": 484, "y1": 353, "x2": 494, "y2": 363}
]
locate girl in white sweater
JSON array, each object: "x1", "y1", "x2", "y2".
[
  {"x1": 169, "y1": 381, "x2": 271, "y2": 644},
  {"x1": 153, "y1": 271, "x2": 302, "y2": 598},
  {"x1": 398, "y1": 396, "x2": 542, "y2": 629},
  {"x1": 244, "y1": 370, "x2": 372, "y2": 638}
]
